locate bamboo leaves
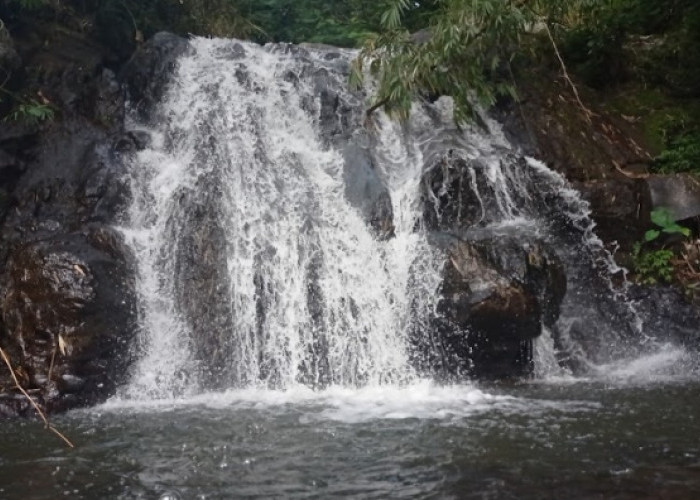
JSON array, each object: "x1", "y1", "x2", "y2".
[{"x1": 354, "y1": 0, "x2": 603, "y2": 124}]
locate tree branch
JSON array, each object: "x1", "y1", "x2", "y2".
[
  {"x1": 544, "y1": 22, "x2": 593, "y2": 124},
  {"x1": 0, "y1": 347, "x2": 74, "y2": 448}
]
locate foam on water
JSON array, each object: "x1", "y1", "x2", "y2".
[
  {"x1": 592, "y1": 343, "x2": 696, "y2": 383},
  {"x1": 99, "y1": 380, "x2": 606, "y2": 424}
]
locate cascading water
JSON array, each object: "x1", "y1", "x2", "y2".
[
  {"x1": 120, "y1": 39, "x2": 445, "y2": 397},
  {"x1": 118, "y1": 37, "x2": 677, "y2": 399}
]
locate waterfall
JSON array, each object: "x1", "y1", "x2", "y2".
[
  {"x1": 120, "y1": 39, "x2": 448, "y2": 397},
  {"x1": 118, "y1": 37, "x2": 654, "y2": 399}
]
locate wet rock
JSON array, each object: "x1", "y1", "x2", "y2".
[
  {"x1": 628, "y1": 285, "x2": 700, "y2": 349},
  {"x1": 342, "y1": 140, "x2": 394, "y2": 240},
  {"x1": 575, "y1": 177, "x2": 651, "y2": 251},
  {"x1": 0, "y1": 231, "x2": 136, "y2": 414},
  {"x1": 312, "y1": 68, "x2": 354, "y2": 145},
  {"x1": 216, "y1": 42, "x2": 246, "y2": 60},
  {"x1": 94, "y1": 68, "x2": 125, "y2": 128},
  {"x1": 417, "y1": 232, "x2": 566, "y2": 379},
  {"x1": 114, "y1": 130, "x2": 152, "y2": 154},
  {"x1": 171, "y1": 177, "x2": 235, "y2": 388},
  {"x1": 422, "y1": 157, "x2": 488, "y2": 232},
  {"x1": 421, "y1": 155, "x2": 538, "y2": 233},
  {"x1": 0, "y1": 32, "x2": 21, "y2": 77},
  {"x1": 646, "y1": 174, "x2": 700, "y2": 221},
  {"x1": 490, "y1": 71, "x2": 658, "y2": 255},
  {"x1": 122, "y1": 32, "x2": 192, "y2": 119}
]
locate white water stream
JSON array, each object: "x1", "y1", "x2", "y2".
[
  {"x1": 120, "y1": 39, "x2": 448, "y2": 397},
  {"x1": 116, "y1": 37, "x2": 688, "y2": 403}
]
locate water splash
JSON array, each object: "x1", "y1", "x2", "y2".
[
  {"x1": 120, "y1": 39, "x2": 444, "y2": 398},
  {"x1": 117, "y1": 37, "x2": 689, "y2": 401}
]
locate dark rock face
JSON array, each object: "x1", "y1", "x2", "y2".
[
  {"x1": 342, "y1": 141, "x2": 395, "y2": 240},
  {"x1": 492, "y1": 75, "x2": 651, "y2": 184},
  {"x1": 442, "y1": 237, "x2": 566, "y2": 334},
  {"x1": 415, "y1": 233, "x2": 566, "y2": 379},
  {"x1": 646, "y1": 174, "x2": 700, "y2": 221},
  {"x1": 0, "y1": 231, "x2": 136, "y2": 414},
  {"x1": 629, "y1": 285, "x2": 700, "y2": 349},
  {"x1": 121, "y1": 32, "x2": 192, "y2": 120},
  {"x1": 493, "y1": 70, "x2": 700, "y2": 360},
  {"x1": 0, "y1": 121, "x2": 138, "y2": 415},
  {"x1": 411, "y1": 141, "x2": 572, "y2": 379},
  {"x1": 0, "y1": 25, "x2": 141, "y2": 416},
  {"x1": 573, "y1": 174, "x2": 700, "y2": 253},
  {"x1": 0, "y1": 33, "x2": 21, "y2": 88},
  {"x1": 491, "y1": 74, "x2": 655, "y2": 252},
  {"x1": 574, "y1": 178, "x2": 651, "y2": 251},
  {"x1": 422, "y1": 157, "x2": 488, "y2": 232},
  {"x1": 171, "y1": 178, "x2": 234, "y2": 389}
]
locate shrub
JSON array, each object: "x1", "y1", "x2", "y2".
[
  {"x1": 631, "y1": 243, "x2": 674, "y2": 285},
  {"x1": 653, "y1": 133, "x2": 700, "y2": 174}
]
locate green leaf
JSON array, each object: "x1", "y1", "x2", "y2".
[
  {"x1": 644, "y1": 229, "x2": 660, "y2": 242},
  {"x1": 650, "y1": 207, "x2": 674, "y2": 229}
]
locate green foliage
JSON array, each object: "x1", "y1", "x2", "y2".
[
  {"x1": 109, "y1": 1, "x2": 257, "y2": 39},
  {"x1": 644, "y1": 207, "x2": 691, "y2": 242},
  {"x1": 353, "y1": 0, "x2": 700, "y2": 123},
  {"x1": 354, "y1": 0, "x2": 538, "y2": 124},
  {"x1": 559, "y1": 10, "x2": 627, "y2": 89},
  {"x1": 631, "y1": 243, "x2": 674, "y2": 285},
  {"x1": 615, "y1": 0, "x2": 695, "y2": 36},
  {"x1": 632, "y1": 206, "x2": 691, "y2": 285},
  {"x1": 5, "y1": 100, "x2": 54, "y2": 123},
  {"x1": 629, "y1": 2, "x2": 700, "y2": 98},
  {"x1": 243, "y1": 0, "x2": 393, "y2": 46},
  {"x1": 648, "y1": 113, "x2": 700, "y2": 174},
  {"x1": 353, "y1": 0, "x2": 630, "y2": 124},
  {"x1": 8, "y1": 0, "x2": 393, "y2": 47},
  {"x1": 654, "y1": 133, "x2": 700, "y2": 174},
  {"x1": 175, "y1": 0, "x2": 257, "y2": 38}
]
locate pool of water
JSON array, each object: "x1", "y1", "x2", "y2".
[{"x1": 2, "y1": 352, "x2": 700, "y2": 499}]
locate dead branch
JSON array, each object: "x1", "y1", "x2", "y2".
[
  {"x1": 48, "y1": 341, "x2": 57, "y2": 383},
  {"x1": 544, "y1": 23, "x2": 593, "y2": 124},
  {"x1": 613, "y1": 160, "x2": 649, "y2": 179},
  {"x1": 0, "y1": 347, "x2": 74, "y2": 448}
]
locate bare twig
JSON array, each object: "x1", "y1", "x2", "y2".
[
  {"x1": 365, "y1": 97, "x2": 389, "y2": 119},
  {"x1": 544, "y1": 23, "x2": 593, "y2": 124},
  {"x1": 683, "y1": 252, "x2": 700, "y2": 276},
  {"x1": 48, "y1": 341, "x2": 57, "y2": 383},
  {"x1": 0, "y1": 347, "x2": 74, "y2": 448}
]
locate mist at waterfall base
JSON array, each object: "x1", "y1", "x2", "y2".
[{"x1": 2, "y1": 38, "x2": 700, "y2": 499}]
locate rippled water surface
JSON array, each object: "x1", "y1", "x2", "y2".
[{"x1": 2, "y1": 370, "x2": 700, "y2": 499}]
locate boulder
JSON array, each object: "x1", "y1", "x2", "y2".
[
  {"x1": 415, "y1": 232, "x2": 566, "y2": 379},
  {"x1": 171, "y1": 177, "x2": 235, "y2": 388},
  {"x1": 422, "y1": 157, "x2": 489, "y2": 232},
  {"x1": 342, "y1": 140, "x2": 394, "y2": 240},
  {"x1": 0, "y1": 230, "x2": 136, "y2": 414},
  {"x1": 121, "y1": 32, "x2": 192, "y2": 119},
  {"x1": 574, "y1": 177, "x2": 651, "y2": 251},
  {"x1": 421, "y1": 154, "x2": 548, "y2": 233},
  {"x1": 628, "y1": 284, "x2": 700, "y2": 349},
  {"x1": 646, "y1": 173, "x2": 700, "y2": 221}
]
